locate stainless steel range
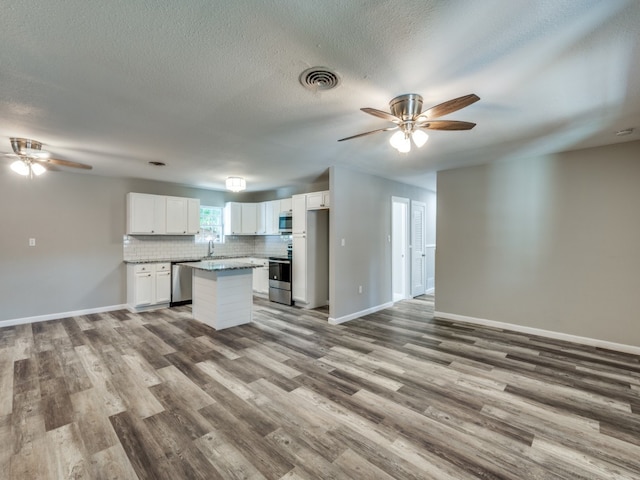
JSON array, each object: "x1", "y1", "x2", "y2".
[{"x1": 268, "y1": 245, "x2": 293, "y2": 305}]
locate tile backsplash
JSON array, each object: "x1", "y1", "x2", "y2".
[{"x1": 123, "y1": 234, "x2": 290, "y2": 262}]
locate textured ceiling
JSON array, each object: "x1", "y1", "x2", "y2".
[{"x1": 1, "y1": 0, "x2": 639, "y2": 192}]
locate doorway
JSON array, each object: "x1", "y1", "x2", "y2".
[{"x1": 392, "y1": 197, "x2": 410, "y2": 301}]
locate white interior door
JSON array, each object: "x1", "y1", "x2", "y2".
[
  {"x1": 392, "y1": 197, "x2": 410, "y2": 302},
  {"x1": 411, "y1": 201, "x2": 426, "y2": 297}
]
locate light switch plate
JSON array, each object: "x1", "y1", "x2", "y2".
[{"x1": 29, "y1": 238, "x2": 36, "y2": 247}]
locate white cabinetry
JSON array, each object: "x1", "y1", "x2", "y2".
[
  {"x1": 234, "y1": 257, "x2": 269, "y2": 294},
  {"x1": 224, "y1": 202, "x2": 243, "y2": 235},
  {"x1": 127, "y1": 193, "x2": 166, "y2": 235},
  {"x1": 292, "y1": 209, "x2": 329, "y2": 309},
  {"x1": 255, "y1": 203, "x2": 267, "y2": 235},
  {"x1": 292, "y1": 236, "x2": 307, "y2": 303},
  {"x1": 280, "y1": 197, "x2": 293, "y2": 213},
  {"x1": 225, "y1": 202, "x2": 260, "y2": 235},
  {"x1": 166, "y1": 196, "x2": 201, "y2": 234},
  {"x1": 251, "y1": 258, "x2": 269, "y2": 294},
  {"x1": 226, "y1": 200, "x2": 288, "y2": 235},
  {"x1": 127, "y1": 263, "x2": 171, "y2": 311},
  {"x1": 127, "y1": 193, "x2": 200, "y2": 235},
  {"x1": 155, "y1": 265, "x2": 172, "y2": 303},
  {"x1": 265, "y1": 200, "x2": 279, "y2": 234},
  {"x1": 187, "y1": 198, "x2": 201, "y2": 234},
  {"x1": 306, "y1": 190, "x2": 330, "y2": 210},
  {"x1": 241, "y1": 203, "x2": 258, "y2": 235},
  {"x1": 265, "y1": 198, "x2": 293, "y2": 234},
  {"x1": 292, "y1": 194, "x2": 307, "y2": 234}
]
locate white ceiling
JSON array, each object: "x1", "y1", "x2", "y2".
[{"x1": 1, "y1": 0, "x2": 639, "y2": 192}]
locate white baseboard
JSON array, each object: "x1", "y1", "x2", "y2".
[
  {"x1": 0, "y1": 304, "x2": 129, "y2": 328},
  {"x1": 435, "y1": 311, "x2": 640, "y2": 356},
  {"x1": 329, "y1": 301, "x2": 394, "y2": 325}
]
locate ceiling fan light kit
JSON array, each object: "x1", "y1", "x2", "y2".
[
  {"x1": 339, "y1": 93, "x2": 479, "y2": 153},
  {"x1": 4, "y1": 137, "x2": 93, "y2": 178},
  {"x1": 10, "y1": 159, "x2": 45, "y2": 177}
]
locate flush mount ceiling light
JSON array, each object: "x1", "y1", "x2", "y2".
[
  {"x1": 3, "y1": 137, "x2": 92, "y2": 179},
  {"x1": 338, "y1": 93, "x2": 479, "y2": 153},
  {"x1": 225, "y1": 176, "x2": 246, "y2": 192}
]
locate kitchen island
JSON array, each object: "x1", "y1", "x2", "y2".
[{"x1": 177, "y1": 260, "x2": 259, "y2": 330}]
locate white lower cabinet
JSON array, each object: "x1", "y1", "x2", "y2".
[
  {"x1": 292, "y1": 236, "x2": 307, "y2": 304},
  {"x1": 252, "y1": 259, "x2": 269, "y2": 294},
  {"x1": 127, "y1": 263, "x2": 171, "y2": 311},
  {"x1": 155, "y1": 269, "x2": 172, "y2": 303},
  {"x1": 236, "y1": 257, "x2": 269, "y2": 294}
]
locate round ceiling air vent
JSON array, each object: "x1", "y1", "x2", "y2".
[{"x1": 299, "y1": 67, "x2": 341, "y2": 91}]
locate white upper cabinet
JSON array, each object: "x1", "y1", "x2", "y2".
[
  {"x1": 306, "y1": 190, "x2": 330, "y2": 210},
  {"x1": 224, "y1": 202, "x2": 259, "y2": 235},
  {"x1": 166, "y1": 196, "x2": 188, "y2": 234},
  {"x1": 280, "y1": 197, "x2": 293, "y2": 213},
  {"x1": 224, "y1": 202, "x2": 243, "y2": 235},
  {"x1": 292, "y1": 194, "x2": 307, "y2": 234},
  {"x1": 264, "y1": 198, "x2": 292, "y2": 234},
  {"x1": 127, "y1": 193, "x2": 199, "y2": 235},
  {"x1": 127, "y1": 193, "x2": 166, "y2": 235},
  {"x1": 187, "y1": 198, "x2": 200, "y2": 234},
  {"x1": 226, "y1": 199, "x2": 291, "y2": 236},
  {"x1": 241, "y1": 203, "x2": 258, "y2": 234},
  {"x1": 255, "y1": 202, "x2": 267, "y2": 235},
  {"x1": 265, "y1": 200, "x2": 279, "y2": 235}
]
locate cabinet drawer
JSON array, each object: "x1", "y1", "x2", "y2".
[
  {"x1": 133, "y1": 264, "x2": 154, "y2": 273},
  {"x1": 156, "y1": 263, "x2": 171, "y2": 271}
]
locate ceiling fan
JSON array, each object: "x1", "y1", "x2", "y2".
[
  {"x1": 4, "y1": 138, "x2": 92, "y2": 178},
  {"x1": 338, "y1": 93, "x2": 480, "y2": 152}
]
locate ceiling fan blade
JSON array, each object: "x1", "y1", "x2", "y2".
[
  {"x1": 37, "y1": 157, "x2": 93, "y2": 170},
  {"x1": 419, "y1": 94, "x2": 480, "y2": 120},
  {"x1": 361, "y1": 108, "x2": 401, "y2": 123},
  {"x1": 338, "y1": 126, "x2": 398, "y2": 142},
  {"x1": 418, "y1": 120, "x2": 476, "y2": 131}
]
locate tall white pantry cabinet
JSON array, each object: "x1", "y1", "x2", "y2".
[{"x1": 292, "y1": 193, "x2": 329, "y2": 309}]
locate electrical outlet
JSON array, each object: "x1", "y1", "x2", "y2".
[
  {"x1": 29, "y1": 238, "x2": 36, "y2": 247},
  {"x1": 341, "y1": 238, "x2": 345, "y2": 247},
  {"x1": 358, "y1": 285, "x2": 363, "y2": 294}
]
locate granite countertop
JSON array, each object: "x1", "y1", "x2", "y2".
[
  {"x1": 124, "y1": 254, "x2": 288, "y2": 264},
  {"x1": 176, "y1": 260, "x2": 260, "y2": 272}
]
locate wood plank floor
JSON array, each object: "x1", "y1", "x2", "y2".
[{"x1": 1, "y1": 295, "x2": 640, "y2": 479}]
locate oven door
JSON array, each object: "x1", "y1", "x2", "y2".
[{"x1": 269, "y1": 259, "x2": 291, "y2": 290}]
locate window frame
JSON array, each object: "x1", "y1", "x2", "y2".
[{"x1": 197, "y1": 205, "x2": 224, "y2": 243}]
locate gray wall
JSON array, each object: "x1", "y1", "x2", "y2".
[
  {"x1": 436, "y1": 140, "x2": 640, "y2": 346},
  {"x1": 0, "y1": 170, "x2": 228, "y2": 323},
  {"x1": 329, "y1": 165, "x2": 436, "y2": 321}
]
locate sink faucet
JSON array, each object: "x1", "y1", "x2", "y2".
[{"x1": 208, "y1": 240, "x2": 215, "y2": 257}]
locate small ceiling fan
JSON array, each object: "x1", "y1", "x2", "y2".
[
  {"x1": 3, "y1": 138, "x2": 92, "y2": 178},
  {"x1": 338, "y1": 93, "x2": 480, "y2": 152}
]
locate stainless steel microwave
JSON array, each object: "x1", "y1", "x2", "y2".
[{"x1": 278, "y1": 212, "x2": 292, "y2": 233}]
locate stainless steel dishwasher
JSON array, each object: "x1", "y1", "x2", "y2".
[{"x1": 171, "y1": 262, "x2": 192, "y2": 306}]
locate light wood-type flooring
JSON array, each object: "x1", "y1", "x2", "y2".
[{"x1": 1, "y1": 295, "x2": 640, "y2": 479}]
